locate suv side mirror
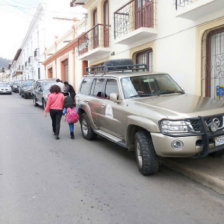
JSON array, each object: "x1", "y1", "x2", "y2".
[{"x1": 110, "y1": 93, "x2": 120, "y2": 103}]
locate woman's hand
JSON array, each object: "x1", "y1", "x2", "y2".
[{"x1": 44, "y1": 112, "x2": 47, "y2": 117}]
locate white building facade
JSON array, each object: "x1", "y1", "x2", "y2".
[
  {"x1": 70, "y1": 0, "x2": 224, "y2": 98},
  {"x1": 43, "y1": 17, "x2": 87, "y2": 91},
  {"x1": 11, "y1": 1, "x2": 76, "y2": 81}
]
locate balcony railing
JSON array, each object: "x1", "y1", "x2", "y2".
[
  {"x1": 114, "y1": 0, "x2": 154, "y2": 40},
  {"x1": 175, "y1": 0, "x2": 193, "y2": 10},
  {"x1": 78, "y1": 24, "x2": 110, "y2": 56},
  {"x1": 70, "y1": 0, "x2": 87, "y2": 7},
  {"x1": 175, "y1": 0, "x2": 222, "y2": 20}
]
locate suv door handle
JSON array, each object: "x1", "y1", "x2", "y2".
[
  {"x1": 84, "y1": 100, "x2": 89, "y2": 103},
  {"x1": 101, "y1": 104, "x2": 105, "y2": 108}
]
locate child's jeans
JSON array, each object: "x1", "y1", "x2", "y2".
[{"x1": 69, "y1": 123, "x2": 74, "y2": 133}]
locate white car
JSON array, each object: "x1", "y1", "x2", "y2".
[{"x1": 0, "y1": 82, "x2": 12, "y2": 94}]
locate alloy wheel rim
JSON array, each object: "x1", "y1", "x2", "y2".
[
  {"x1": 82, "y1": 119, "x2": 88, "y2": 136},
  {"x1": 136, "y1": 141, "x2": 143, "y2": 168}
]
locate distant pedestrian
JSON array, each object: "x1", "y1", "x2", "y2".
[
  {"x1": 44, "y1": 85, "x2": 64, "y2": 140},
  {"x1": 64, "y1": 81, "x2": 76, "y2": 103},
  {"x1": 56, "y1": 79, "x2": 64, "y2": 93},
  {"x1": 63, "y1": 95, "x2": 79, "y2": 139}
]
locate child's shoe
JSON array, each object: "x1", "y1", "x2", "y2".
[{"x1": 70, "y1": 132, "x2": 75, "y2": 139}]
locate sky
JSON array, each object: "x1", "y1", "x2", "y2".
[{"x1": 0, "y1": 0, "x2": 85, "y2": 60}]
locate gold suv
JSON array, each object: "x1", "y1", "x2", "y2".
[{"x1": 76, "y1": 59, "x2": 224, "y2": 175}]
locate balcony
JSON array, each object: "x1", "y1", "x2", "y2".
[
  {"x1": 78, "y1": 24, "x2": 111, "y2": 61},
  {"x1": 114, "y1": 0, "x2": 156, "y2": 46},
  {"x1": 175, "y1": 0, "x2": 224, "y2": 20}
]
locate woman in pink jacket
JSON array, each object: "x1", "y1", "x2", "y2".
[{"x1": 44, "y1": 85, "x2": 64, "y2": 140}]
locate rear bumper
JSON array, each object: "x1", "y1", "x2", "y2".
[
  {"x1": 24, "y1": 91, "x2": 33, "y2": 98},
  {"x1": 0, "y1": 90, "x2": 12, "y2": 94}
]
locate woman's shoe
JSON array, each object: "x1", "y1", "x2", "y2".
[{"x1": 56, "y1": 135, "x2": 60, "y2": 140}]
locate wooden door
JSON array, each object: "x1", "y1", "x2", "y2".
[
  {"x1": 104, "y1": 0, "x2": 109, "y2": 47},
  {"x1": 48, "y1": 67, "x2": 53, "y2": 78},
  {"x1": 61, "y1": 59, "x2": 69, "y2": 82},
  {"x1": 135, "y1": 0, "x2": 153, "y2": 29},
  {"x1": 136, "y1": 49, "x2": 153, "y2": 72},
  {"x1": 93, "y1": 9, "x2": 98, "y2": 49}
]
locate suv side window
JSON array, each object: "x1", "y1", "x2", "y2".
[
  {"x1": 92, "y1": 78, "x2": 106, "y2": 98},
  {"x1": 105, "y1": 79, "x2": 119, "y2": 99},
  {"x1": 80, "y1": 77, "x2": 93, "y2": 95}
]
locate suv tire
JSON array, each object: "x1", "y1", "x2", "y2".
[
  {"x1": 135, "y1": 131, "x2": 159, "y2": 175},
  {"x1": 80, "y1": 113, "x2": 96, "y2": 140}
]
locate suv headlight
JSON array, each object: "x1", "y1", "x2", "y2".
[{"x1": 160, "y1": 120, "x2": 194, "y2": 135}]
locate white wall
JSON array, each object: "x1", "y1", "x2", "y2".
[
  {"x1": 72, "y1": 0, "x2": 224, "y2": 96},
  {"x1": 75, "y1": 55, "x2": 83, "y2": 91}
]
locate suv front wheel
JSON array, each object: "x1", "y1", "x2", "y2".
[
  {"x1": 80, "y1": 113, "x2": 96, "y2": 140},
  {"x1": 135, "y1": 131, "x2": 159, "y2": 175}
]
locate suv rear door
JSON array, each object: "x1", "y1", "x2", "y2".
[
  {"x1": 35, "y1": 82, "x2": 43, "y2": 104},
  {"x1": 88, "y1": 78, "x2": 107, "y2": 128},
  {"x1": 99, "y1": 78, "x2": 124, "y2": 138}
]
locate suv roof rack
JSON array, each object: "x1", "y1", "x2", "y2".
[{"x1": 86, "y1": 59, "x2": 148, "y2": 75}]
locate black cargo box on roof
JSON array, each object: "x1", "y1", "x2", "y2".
[{"x1": 86, "y1": 58, "x2": 148, "y2": 75}]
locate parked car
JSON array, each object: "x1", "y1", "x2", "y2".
[
  {"x1": 0, "y1": 82, "x2": 12, "y2": 94},
  {"x1": 11, "y1": 80, "x2": 20, "y2": 92},
  {"x1": 20, "y1": 80, "x2": 35, "y2": 99},
  {"x1": 33, "y1": 79, "x2": 56, "y2": 109},
  {"x1": 77, "y1": 59, "x2": 224, "y2": 176}
]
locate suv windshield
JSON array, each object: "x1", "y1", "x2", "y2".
[{"x1": 121, "y1": 74, "x2": 184, "y2": 99}]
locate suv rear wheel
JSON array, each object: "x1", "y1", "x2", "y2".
[
  {"x1": 135, "y1": 131, "x2": 159, "y2": 175},
  {"x1": 80, "y1": 113, "x2": 96, "y2": 140}
]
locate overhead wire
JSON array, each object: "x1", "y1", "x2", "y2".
[{"x1": 0, "y1": 0, "x2": 38, "y2": 15}]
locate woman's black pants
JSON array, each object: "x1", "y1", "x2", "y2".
[{"x1": 50, "y1": 109, "x2": 63, "y2": 136}]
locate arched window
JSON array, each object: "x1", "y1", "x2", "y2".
[
  {"x1": 206, "y1": 28, "x2": 224, "y2": 98},
  {"x1": 136, "y1": 49, "x2": 153, "y2": 72}
]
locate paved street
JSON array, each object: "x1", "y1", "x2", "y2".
[{"x1": 1, "y1": 94, "x2": 224, "y2": 224}]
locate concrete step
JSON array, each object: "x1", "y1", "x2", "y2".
[{"x1": 162, "y1": 155, "x2": 224, "y2": 194}]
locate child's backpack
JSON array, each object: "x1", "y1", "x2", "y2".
[{"x1": 65, "y1": 107, "x2": 79, "y2": 123}]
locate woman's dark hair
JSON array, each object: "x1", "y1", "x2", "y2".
[{"x1": 50, "y1": 84, "x2": 61, "y2": 93}]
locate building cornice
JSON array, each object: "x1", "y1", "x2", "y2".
[{"x1": 42, "y1": 39, "x2": 78, "y2": 66}]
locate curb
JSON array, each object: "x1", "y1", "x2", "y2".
[{"x1": 161, "y1": 159, "x2": 224, "y2": 195}]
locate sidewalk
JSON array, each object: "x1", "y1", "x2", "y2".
[{"x1": 162, "y1": 155, "x2": 224, "y2": 194}]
